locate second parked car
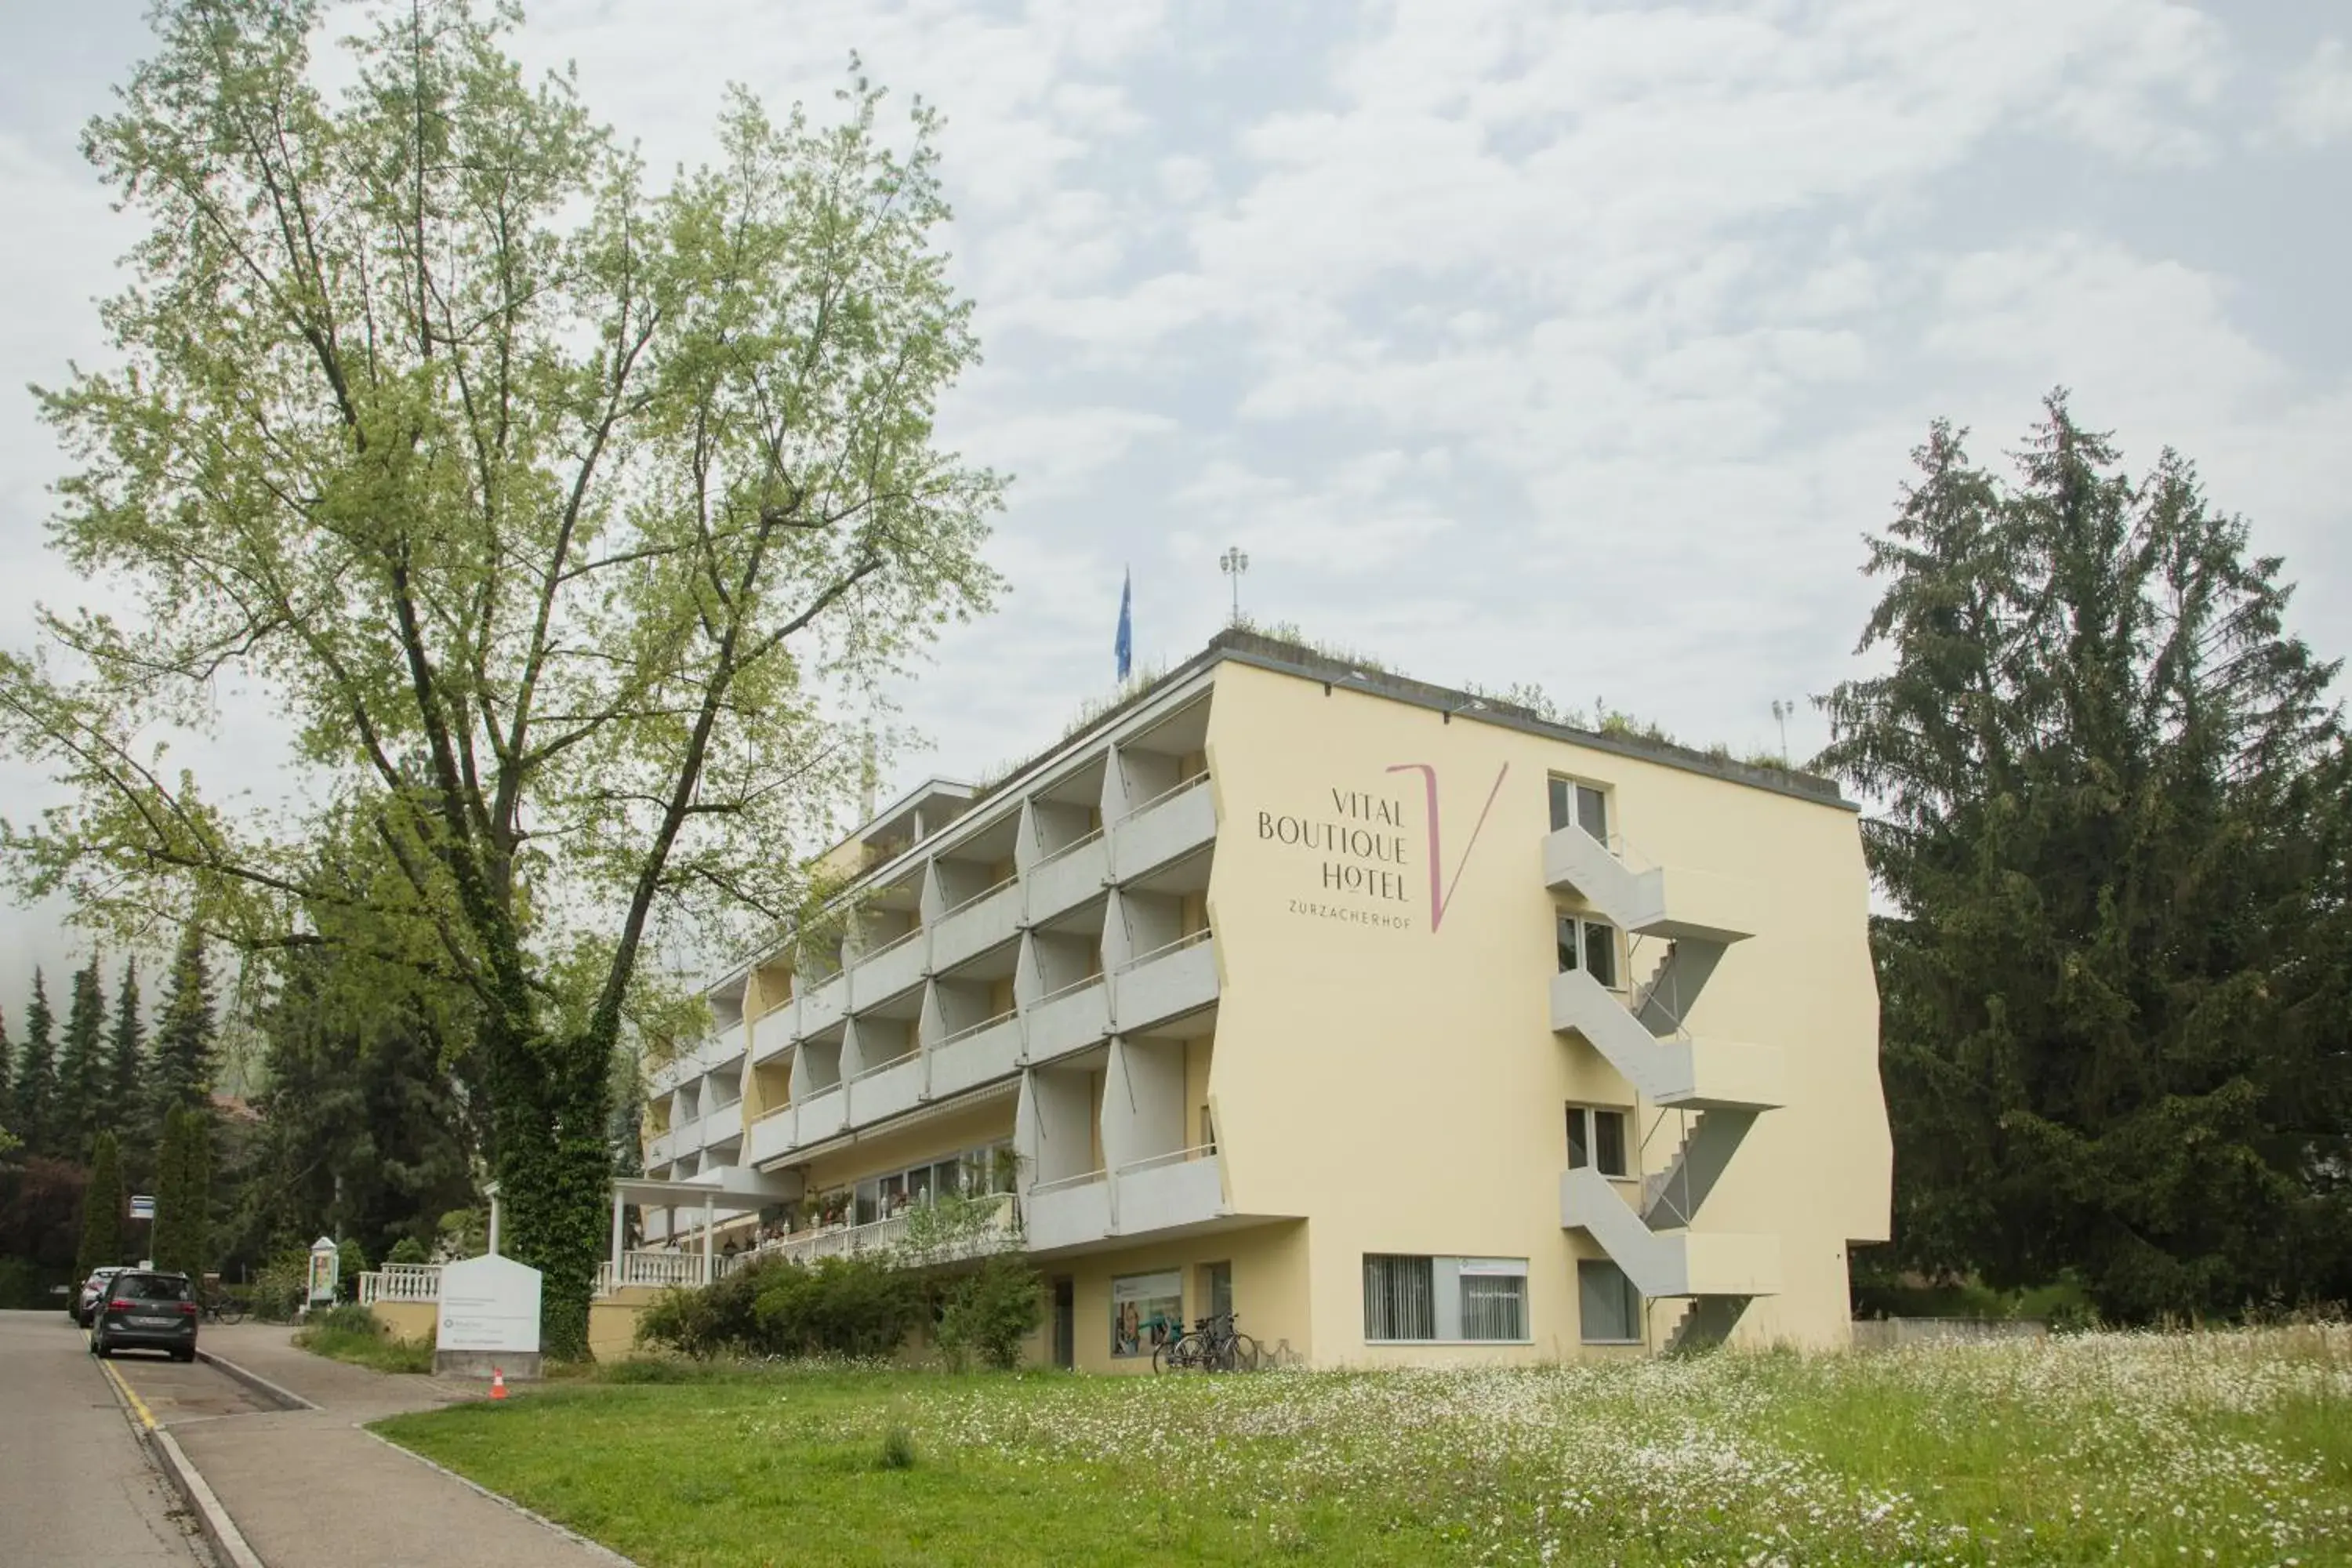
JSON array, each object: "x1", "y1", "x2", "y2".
[
  {"x1": 88, "y1": 1270, "x2": 199, "y2": 1362},
  {"x1": 72, "y1": 1265, "x2": 128, "y2": 1327}
]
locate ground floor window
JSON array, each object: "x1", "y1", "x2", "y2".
[
  {"x1": 1578, "y1": 1260, "x2": 1642, "y2": 1344},
  {"x1": 1111, "y1": 1269, "x2": 1185, "y2": 1359},
  {"x1": 1364, "y1": 1254, "x2": 1530, "y2": 1343}
]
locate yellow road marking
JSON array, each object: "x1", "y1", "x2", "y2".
[{"x1": 100, "y1": 1356, "x2": 159, "y2": 1431}]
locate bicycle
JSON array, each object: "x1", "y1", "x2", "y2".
[
  {"x1": 1152, "y1": 1311, "x2": 1260, "y2": 1373},
  {"x1": 199, "y1": 1287, "x2": 245, "y2": 1326}
]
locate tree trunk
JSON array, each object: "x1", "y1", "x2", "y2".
[{"x1": 484, "y1": 1008, "x2": 614, "y2": 1361}]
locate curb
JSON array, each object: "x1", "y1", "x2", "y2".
[
  {"x1": 194, "y1": 1347, "x2": 318, "y2": 1412},
  {"x1": 359, "y1": 1428, "x2": 643, "y2": 1567},
  {"x1": 96, "y1": 1356, "x2": 270, "y2": 1568}
]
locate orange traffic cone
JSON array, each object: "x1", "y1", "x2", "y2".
[{"x1": 490, "y1": 1367, "x2": 507, "y2": 1401}]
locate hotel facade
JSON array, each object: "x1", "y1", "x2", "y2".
[{"x1": 621, "y1": 630, "x2": 1893, "y2": 1370}]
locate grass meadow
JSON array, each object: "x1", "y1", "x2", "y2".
[{"x1": 372, "y1": 1326, "x2": 2352, "y2": 1566}]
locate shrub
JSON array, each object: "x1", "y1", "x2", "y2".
[
  {"x1": 878, "y1": 1423, "x2": 916, "y2": 1470},
  {"x1": 755, "y1": 1255, "x2": 924, "y2": 1360},
  {"x1": 313, "y1": 1302, "x2": 381, "y2": 1336},
  {"x1": 336, "y1": 1238, "x2": 370, "y2": 1301},
  {"x1": 385, "y1": 1236, "x2": 430, "y2": 1267},
  {"x1": 935, "y1": 1254, "x2": 1044, "y2": 1370},
  {"x1": 250, "y1": 1249, "x2": 312, "y2": 1322}
]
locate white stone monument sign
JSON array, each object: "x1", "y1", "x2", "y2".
[{"x1": 433, "y1": 1253, "x2": 544, "y2": 1380}]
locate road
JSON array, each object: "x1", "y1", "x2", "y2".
[{"x1": 0, "y1": 1308, "x2": 218, "y2": 1567}]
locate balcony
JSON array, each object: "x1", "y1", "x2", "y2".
[
  {"x1": 1549, "y1": 969, "x2": 1784, "y2": 1111},
  {"x1": 1027, "y1": 831, "x2": 1109, "y2": 925},
  {"x1": 797, "y1": 1084, "x2": 849, "y2": 1145},
  {"x1": 1027, "y1": 1149, "x2": 1225, "y2": 1253},
  {"x1": 930, "y1": 1011, "x2": 1022, "y2": 1098},
  {"x1": 799, "y1": 969, "x2": 850, "y2": 1039},
  {"x1": 1026, "y1": 978, "x2": 1111, "y2": 1064},
  {"x1": 847, "y1": 1053, "x2": 923, "y2": 1127},
  {"x1": 746, "y1": 1103, "x2": 794, "y2": 1166},
  {"x1": 852, "y1": 925, "x2": 928, "y2": 1006},
  {"x1": 756, "y1": 1192, "x2": 1022, "y2": 1269},
  {"x1": 1560, "y1": 1166, "x2": 1779, "y2": 1298},
  {"x1": 1111, "y1": 772, "x2": 1214, "y2": 881},
  {"x1": 1112, "y1": 930, "x2": 1218, "y2": 1033},
  {"x1": 1541, "y1": 823, "x2": 1757, "y2": 945},
  {"x1": 750, "y1": 1002, "x2": 797, "y2": 1065},
  {"x1": 931, "y1": 877, "x2": 1022, "y2": 973}
]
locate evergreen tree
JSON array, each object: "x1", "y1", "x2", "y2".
[
  {"x1": 152, "y1": 1103, "x2": 213, "y2": 1278},
  {"x1": 56, "y1": 960, "x2": 107, "y2": 1156},
  {"x1": 239, "y1": 947, "x2": 478, "y2": 1268},
  {"x1": 74, "y1": 1131, "x2": 124, "y2": 1281},
  {"x1": 105, "y1": 960, "x2": 144, "y2": 1145},
  {"x1": 0, "y1": 1007, "x2": 13, "y2": 1134},
  {"x1": 13, "y1": 971, "x2": 57, "y2": 1156},
  {"x1": 1820, "y1": 394, "x2": 2352, "y2": 1319},
  {"x1": 148, "y1": 930, "x2": 216, "y2": 1139},
  {"x1": 151, "y1": 1105, "x2": 187, "y2": 1276},
  {"x1": 183, "y1": 1108, "x2": 212, "y2": 1279}
]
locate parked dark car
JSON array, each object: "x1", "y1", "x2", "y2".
[
  {"x1": 89, "y1": 1270, "x2": 199, "y2": 1361},
  {"x1": 72, "y1": 1265, "x2": 129, "y2": 1327}
]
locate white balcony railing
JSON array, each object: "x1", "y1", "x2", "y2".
[{"x1": 756, "y1": 1192, "x2": 1021, "y2": 1269}]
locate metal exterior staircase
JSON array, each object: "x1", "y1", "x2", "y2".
[{"x1": 1546, "y1": 819, "x2": 1779, "y2": 1351}]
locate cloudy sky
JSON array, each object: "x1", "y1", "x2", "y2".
[{"x1": 1, "y1": 0, "x2": 2348, "y2": 994}]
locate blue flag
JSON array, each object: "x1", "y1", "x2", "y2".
[{"x1": 1115, "y1": 568, "x2": 1133, "y2": 681}]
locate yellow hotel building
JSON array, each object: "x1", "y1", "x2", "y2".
[{"x1": 625, "y1": 629, "x2": 1893, "y2": 1369}]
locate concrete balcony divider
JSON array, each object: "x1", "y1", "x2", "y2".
[
  {"x1": 930, "y1": 1014, "x2": 1024, "y2": 1098},
  {"x1": 1548, "y1": 968, "x2": 1784, "y2": 1111},
  {"x1": 1111, "y1": 934, "x2": 1219, "y2": 1033},
  {"x1": 1025, "y1": 979, "x2": 1112, "y2": 1064},
  {"x1": 1025, "y1": 833, "x2": 1109, "y2": 925},
  {"x1": 1560, "y1": 1166, "x2": 1780, "y2": 1298},
  {"x1": 1111, "y1": 774, "x2": 1215, "y2": 881},
  {"x1": 931, "y1": 879, "x2": 1023, "y2": 974}
]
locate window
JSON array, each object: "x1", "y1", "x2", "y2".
[
  {"x1": 1566, "y1": 1106, "x2": 1631, "y2": 1178},
  {"x1": 1548, "y1": 777, "x2": 1610, "y2": 841},
  {"x1": 1579, "y1": 1261, "x2": 1642, "y2": 1344},
  {"x1": 855, "y1": 1142, "x2": 1015, "y2": 1223},
  {"x1": 1363, "y1": 1254, "x2": 1530, "y2": 1342},
  {"x1": 1363, "y1": 1254, "x2": 1436, "y2": 1341},
  {"x1": 1557, "y1": 914, "x2": 1621, "y2": 989}
]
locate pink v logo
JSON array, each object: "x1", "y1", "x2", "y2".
[{"x1": 1385, "y1": 762, "x2": 1509, "y2": 933}]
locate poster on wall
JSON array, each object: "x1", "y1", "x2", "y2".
[{"x1": 1110, "y1": 1270, "x2": 1184, "y2": 1359}]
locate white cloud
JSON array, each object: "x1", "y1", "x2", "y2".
[{"x1": 2274, "y1": 38, "x2": 2352, "y2": 146}]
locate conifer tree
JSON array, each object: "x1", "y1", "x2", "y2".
[
  {"x1": 106, "y1": 960, "x2": 144, "y2": 1143},
  {"x1": 1820, "y1": 394, "x2": 2352, "y2": 1319},
  {"x1": 56, "y1": 960, "x2": 107, "y2": 1156},
  {"x1": 75, "y1": 1131, "x2": 124, "y2": 1282},
  {"x1": 147, "y1": 931, "x2": 215, "y2": 1141},
  {"x1": 13, "y1": 971, "x2": 57, "y2": 1156},
  {"x1": 151, "y1": 1104, "x2": 176, "y2": 1270},
  {"x1": 181, "y1": 1109, "x2": 212, "y2": 1279}
]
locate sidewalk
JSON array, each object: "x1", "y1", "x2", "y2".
[{"x1": 172, "y1": 1323, "x2": 626, "y2": 1567}]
